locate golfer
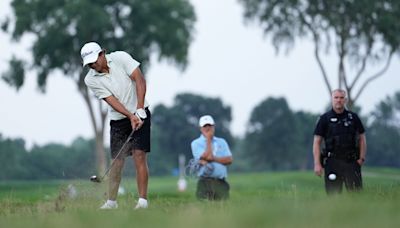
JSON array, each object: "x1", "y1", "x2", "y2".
[
  {"x1": 191, "y1": 115, "x2": 233, "y2": 200},
  {"x1": 81, "y1": 42, "x2": 151, "y2": 209}
]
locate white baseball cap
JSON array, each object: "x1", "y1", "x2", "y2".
[
  {"x1": 199, "y1": 115, "x2": 215, "y2": 127},
  {"x1": 80, "y1": 42, "x2": 102, "y2": 66}
]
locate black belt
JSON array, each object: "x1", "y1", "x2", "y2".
[
  {"x1": 327, "y1": 151, "x2": 357, "y2": 161},
  {"x1": 200, "y1": 177, "x2": 226, "y2": 182}
]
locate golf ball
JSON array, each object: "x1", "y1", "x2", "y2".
[{"x1": 328, "y1": 173, "x2": 336, "y2": 180}]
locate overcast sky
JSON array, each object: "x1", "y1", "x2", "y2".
[{"x1": 1, "y1": 0, "x2": 399, "y2": 148}]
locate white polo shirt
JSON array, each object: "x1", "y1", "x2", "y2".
[{"x1": 84, "y1": 51, "x2": 149, "y2": 120}]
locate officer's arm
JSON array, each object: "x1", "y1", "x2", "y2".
[
  {"x1": 358, "y1": 133, "x2": 367, "y2": 165},
  {"x1": 313, "y1": 135, "x2": 323, "y2": 176}
]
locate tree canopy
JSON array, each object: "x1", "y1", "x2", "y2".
[
  {"x1": 238, "y1": 0, "x2": 400, "y2": 108},
  {"x1": 3, "y1": 0, "x2": 196, "y2": 90},
  {"x1": 1, "y1": 0, "x2": 196, "y2": 173}
]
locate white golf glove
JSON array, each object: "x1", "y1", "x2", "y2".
[{"x1": 135, "y1": 108, "x2": 147, "y2": 120}]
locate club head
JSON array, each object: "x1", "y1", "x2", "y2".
[{"x1": 90, "y1": 175, "x2": 101, "y2": 183}]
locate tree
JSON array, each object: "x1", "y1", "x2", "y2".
[
  {"x1": 238, "y1": 0, "x2": 400, "y2": 108},
  {"x1": 151, "y1": 93, "x2": 233, "y2": 175},
  {"x1": 1, "y1": 0, "x2": 196, "y2": 173},
  {"x1": 0, "y1": 134, "x2": 28, "y2": 180},
  {"x1": 367, "y1": 91, "x2": 400, "y2": 167},
  {"x1": 244, "y1": 97, "x2": 302, "y2": 170},
  {"x1": 292, "y1": 110, "x2": 318, "y2": 169}
]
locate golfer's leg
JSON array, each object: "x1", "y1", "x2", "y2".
[
  {"x1": 108, "y1": 158, "x2": 125, "y2": 200},
  {"x1": 133, "y1": 150, "x2": 148, "y2": 199}
]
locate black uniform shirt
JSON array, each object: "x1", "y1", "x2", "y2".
[{"x1": 314, "y1": 109, "x2": 365, "y2": 138}]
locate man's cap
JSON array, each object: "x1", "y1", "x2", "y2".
[
  {"x1": 199, "y1": 115, "x2": 215, "y2": 127},
  {"x1": 80, "y1": 42, "x2": 102, "y2": 66}
]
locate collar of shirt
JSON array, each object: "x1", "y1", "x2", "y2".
[
  {"x1": 93, "y1": 55, "x2": 113, "y2": 76},
  {"x1": 330, "y1": 108, "x2": 348, "y2": 118},
  {"x1": 199, "y1": 134, "x2": 214, "y2": 142}
]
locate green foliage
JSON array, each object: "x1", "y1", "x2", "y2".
[
  {"x1": 0, "y1": 136, "x2": 96, "y2": 180},
  {"x1": 1, "y1": 0, "x2": 196, "y2": 173},
  {"x1": 367, "y1": 91, "x2": 400, "y2": 167},
  {"x1": 239, "y1": 0, "x2": 400, "y2": 58},
  {"x1": 1, "y1": 57, "x2": 25, "y2": 90},
  {"x1": 151, "y1": 93, "x2": 233, "y2": 175},
  {"x1": 242, "y1": 97, "x2": 317, "y2": 171},
  {"x1": 0, "y1": 134, "x2": 28, "y2": 180},
  {"x1": 238, "y1": 0, "x2": 400, "y2": 106},
  {"x1": 1, "y1": 91, "x2": 400, "y2": 180},
  {"x1": 3, "y1": 0, "x2": 196, "y2": 90}
]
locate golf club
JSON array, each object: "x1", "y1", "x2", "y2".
[{"x1": 90, "y1": 130, "x2": 135, "y2": 183}]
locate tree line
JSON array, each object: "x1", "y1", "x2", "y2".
[
  {"x1": 3, "y1": 0, "x2": 400, "y2": 175},
  {"x1": 1, "y1": 91, "x2": 399, "y2": 180}
]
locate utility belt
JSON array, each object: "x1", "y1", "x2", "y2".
[{"x1": 322, "y1": 149, "x2": 358, "y2": 162}]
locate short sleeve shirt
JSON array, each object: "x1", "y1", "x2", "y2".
[
  {"x1": 314, "y1": 109, "x2": 365, "y2": 138},
  {"x1": 191, "y1": 135, "x2": 232, "y2": 179},
  {"x1": 84, "y1": 51, "x2": 149, "y2": 120}
]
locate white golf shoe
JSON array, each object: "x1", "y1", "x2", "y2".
[
  {"x1": 100, "y1": 200, "x2": 118, "y2": 209},
  {"x1": 134, "y1": 198, "x2": 148, "y2": 209}
]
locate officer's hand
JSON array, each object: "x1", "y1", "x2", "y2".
[
  {"x1": 314, "y1": 163, "x2": 323, "y2": 177},
  {"x1": 357, "y1": 158, "x2": 365, "y2": 166}
]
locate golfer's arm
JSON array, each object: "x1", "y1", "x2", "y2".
[
  {"x1": 200, "y1": 138, "x2": 213, "y2": 160},
  {"x1": 359, "y1": 133, "x2": 367, "y2": 161},
  {"x1": 313, "y1": 135, "x2": 322, "y2": 165},
  {"x1": 213, "y1": 156, "x2": 233, "y2": 165},
  {"x1": 103, "y1": 96, "x2": 134, "y2": 119},
  {"x1": 130, "y1": 68, "x2": 146, "y2": 109}
]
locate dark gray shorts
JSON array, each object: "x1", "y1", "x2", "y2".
[
  {"x1": 196, "y1": 177, "x2": 230, "y2": 201},
  {"x1": 110, "y1": 108, "x2": 151, "y2": 159}
]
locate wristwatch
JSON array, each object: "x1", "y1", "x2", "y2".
[{"x1": 135, "y1": 108, "x2": 147, "y2": 120}]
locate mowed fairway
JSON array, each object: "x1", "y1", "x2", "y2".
[{"x1": 1, "y1": 169, "x2": 399, "y2": 228}]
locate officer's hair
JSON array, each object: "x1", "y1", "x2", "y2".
[{"x1": 331, "y1": 89, "x2": 347, "y2": 98}]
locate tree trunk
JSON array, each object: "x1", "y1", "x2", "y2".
[{"x1": 78, "y1": 77, "x2": 108, "y2": 175}]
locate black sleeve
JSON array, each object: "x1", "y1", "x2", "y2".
[
  {"x1": 353, "y1": 113, "x2": 365, "y2": 134},
  {"x1": 313, "y1": 115, "x2": 327, "y2": 137}
]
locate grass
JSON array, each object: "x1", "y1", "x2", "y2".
[{"x1": 0, "y1": 168, "x2": 400, "y2": 228}]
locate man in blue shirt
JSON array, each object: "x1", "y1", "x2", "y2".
[{"x1": 191, "y1": 115, "x2": 233, "y2": 200}]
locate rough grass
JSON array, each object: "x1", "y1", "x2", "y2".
[{"x1": 0, "y1": 168, "x2": 399, "y2": 228}]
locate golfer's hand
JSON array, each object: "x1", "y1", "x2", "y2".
[
  {"x1": 314, "y1": 163, "x2": 323, "y2": 177},
  {"x1": 199, "y1": 159, "x2": 208, "y2": 165},
  {"x1": 130, "y1": 114, "x2": 143, "y2": 130}
]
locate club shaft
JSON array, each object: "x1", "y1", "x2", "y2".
[{"x1": 100, "y1": 130, "x2": 135, "y2": 180}]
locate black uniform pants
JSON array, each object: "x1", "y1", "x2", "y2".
[
  {"x1": 324, "y1": 158, "x2": 362, "y2": 194},
  {"x1": 196, "y1": 177, "x2": 230, "y2": 201}
]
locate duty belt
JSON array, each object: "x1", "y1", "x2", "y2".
[{"x1": 326, "y1": 151, "x2": 357, "y2": 161}]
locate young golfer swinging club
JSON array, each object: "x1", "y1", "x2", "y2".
[{"x1": 81, "y1": 42, "x2": 151, "y2": 209}]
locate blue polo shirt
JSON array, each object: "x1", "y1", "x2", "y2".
[{"x1": 191, "y1": 135, "x2": 232, "y2": 179}]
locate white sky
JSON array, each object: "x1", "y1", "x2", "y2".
[{"x1": 0, "y1": 0, "x2": 399, "y2": 148}]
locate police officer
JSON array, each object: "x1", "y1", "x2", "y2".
[{"x1": 313, "y1": 89, "x2": 367, "y2": 194}]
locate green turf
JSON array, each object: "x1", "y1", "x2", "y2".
[{"x1": 0, "y1": 168, "x2": 399, "y2": 228}]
